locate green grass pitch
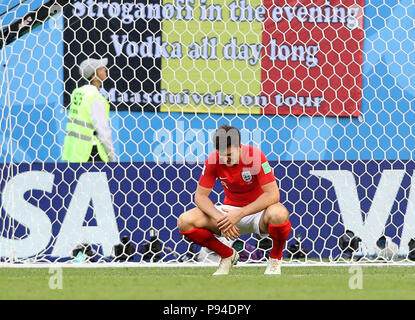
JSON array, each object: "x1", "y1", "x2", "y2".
[{"x1": 1, "y1": 266, "x2": 414, "y2": 300}]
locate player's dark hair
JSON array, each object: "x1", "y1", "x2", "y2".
[{"x1": 213, "y1": 125, "x2": 241, "y2": 151}]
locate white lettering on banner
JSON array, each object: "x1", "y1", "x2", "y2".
[
  {"x1": 223, "y1": 38, "x2": 263, "y2": 66},
  {"x1": 111, "y1": 35, "x2": 183, "y2": 59},
  {"x1": 2, "y1": 168, "x2": 414, "y2": 258},
  {"x1": 400, "y1": 174, "x2": 415, "y2": 255},
  {"x1": 274, "y1": 94, "x2": 324, "y2": 108},
  {"x1": 72, "y1": 0, "x2": 196, "y2": 23},
  {"x1": 52, "y1": 172, "x2": 119, "y2": 257},
  {"x1": 71, "y1": 0, "x2": 360, "y2": 29},
  {"x1": 269, "y1": 39, "x2": 319, "y2": 67},
  {"x1": 0, "y1": 171, "x2": 54, "y2": 258},
  {"x1": 0, "y1": 172, "x2": 119, "y2": 259},
  {"x1": 311, "y1": 170, "x2": 405, "y2": 255}
]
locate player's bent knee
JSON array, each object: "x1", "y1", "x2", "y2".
[
  {"x1": 265, "y1": 203, "x2": 289, "y2": 225},
  {"x1": 177, "y1": 207, "x2": 203, "y2": 232},
  {"x1": 177, "y1": 211, "x2": 193, "y2": 232}
]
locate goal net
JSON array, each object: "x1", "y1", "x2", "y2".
[{"x1": 0, "y1": 0, "x2": 414, "y2": 266}]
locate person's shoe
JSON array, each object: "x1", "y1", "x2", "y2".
[
  {"x1": 212, "y1": 249, "x2": 239, "y2": 276},
  {"x1": 264, "y1": 258, "x2": 282, "y2": 275}
]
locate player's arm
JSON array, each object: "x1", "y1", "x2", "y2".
[
  {"x1": 197, "y1": 154, "x2": 240, "y2": 239},
  {"x1": 194, "y1": 185, "x2": 223, "y2": 221},
  {"x1": 218, "y1": 181, "x2": 279, "y2": 232},
  {"x1": 240, "y1": 154, "x2": 280, "y2": 217},
  {"x1": 218, "y1": 152, "x2": 278, "y2": 231},
  {"x1": 195, "y1": 154, "x2": 223, "y2": 220},
  {"x1": 194, "y1": 185, "x2": 240, "y2": 240},
  {"x1": 239, "y1": 180, "x2": 280, "y2": 217}
]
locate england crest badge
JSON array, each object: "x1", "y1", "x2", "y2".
[{"x1": 241, "y1": 170, "x2": 252, "y2": 183}]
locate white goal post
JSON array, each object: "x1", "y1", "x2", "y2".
[{"x1": 0, "y1": 0, "x2": 415, "y2": 266}]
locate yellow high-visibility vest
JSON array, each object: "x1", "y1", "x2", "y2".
[{"x1": 62, "y1": 85, "x2": 110, "y2": 162}]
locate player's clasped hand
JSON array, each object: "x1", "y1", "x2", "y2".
[
  {"x1": 221, "y1": 225, "x2": 240, "y2": 240},
  {"x1": 217, "y1": 208, "x2": 243, "y2": 240}
]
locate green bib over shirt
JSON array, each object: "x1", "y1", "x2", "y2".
[{"x1": 62, "y1": 85, "x2": 110, "y2": 162}]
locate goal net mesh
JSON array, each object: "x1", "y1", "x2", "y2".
[{"x1": 0, "y1": 0, "x2": 414, "y2": 265}]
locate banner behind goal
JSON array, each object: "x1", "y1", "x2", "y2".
[{"x1": 0, "y1": 0, "x2": 415, "y2": 265}]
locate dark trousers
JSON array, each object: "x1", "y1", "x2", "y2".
[{"x1": 88, "y1": 145, "x2": 103, "y2": 162}]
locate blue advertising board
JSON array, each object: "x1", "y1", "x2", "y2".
[{"x1": 1, "y1": 160, "x2": 414, "y2": 262}]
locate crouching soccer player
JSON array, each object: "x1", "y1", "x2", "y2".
[{"x1": 177, "y1": 125, "x2": 291, "y2": 275}]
